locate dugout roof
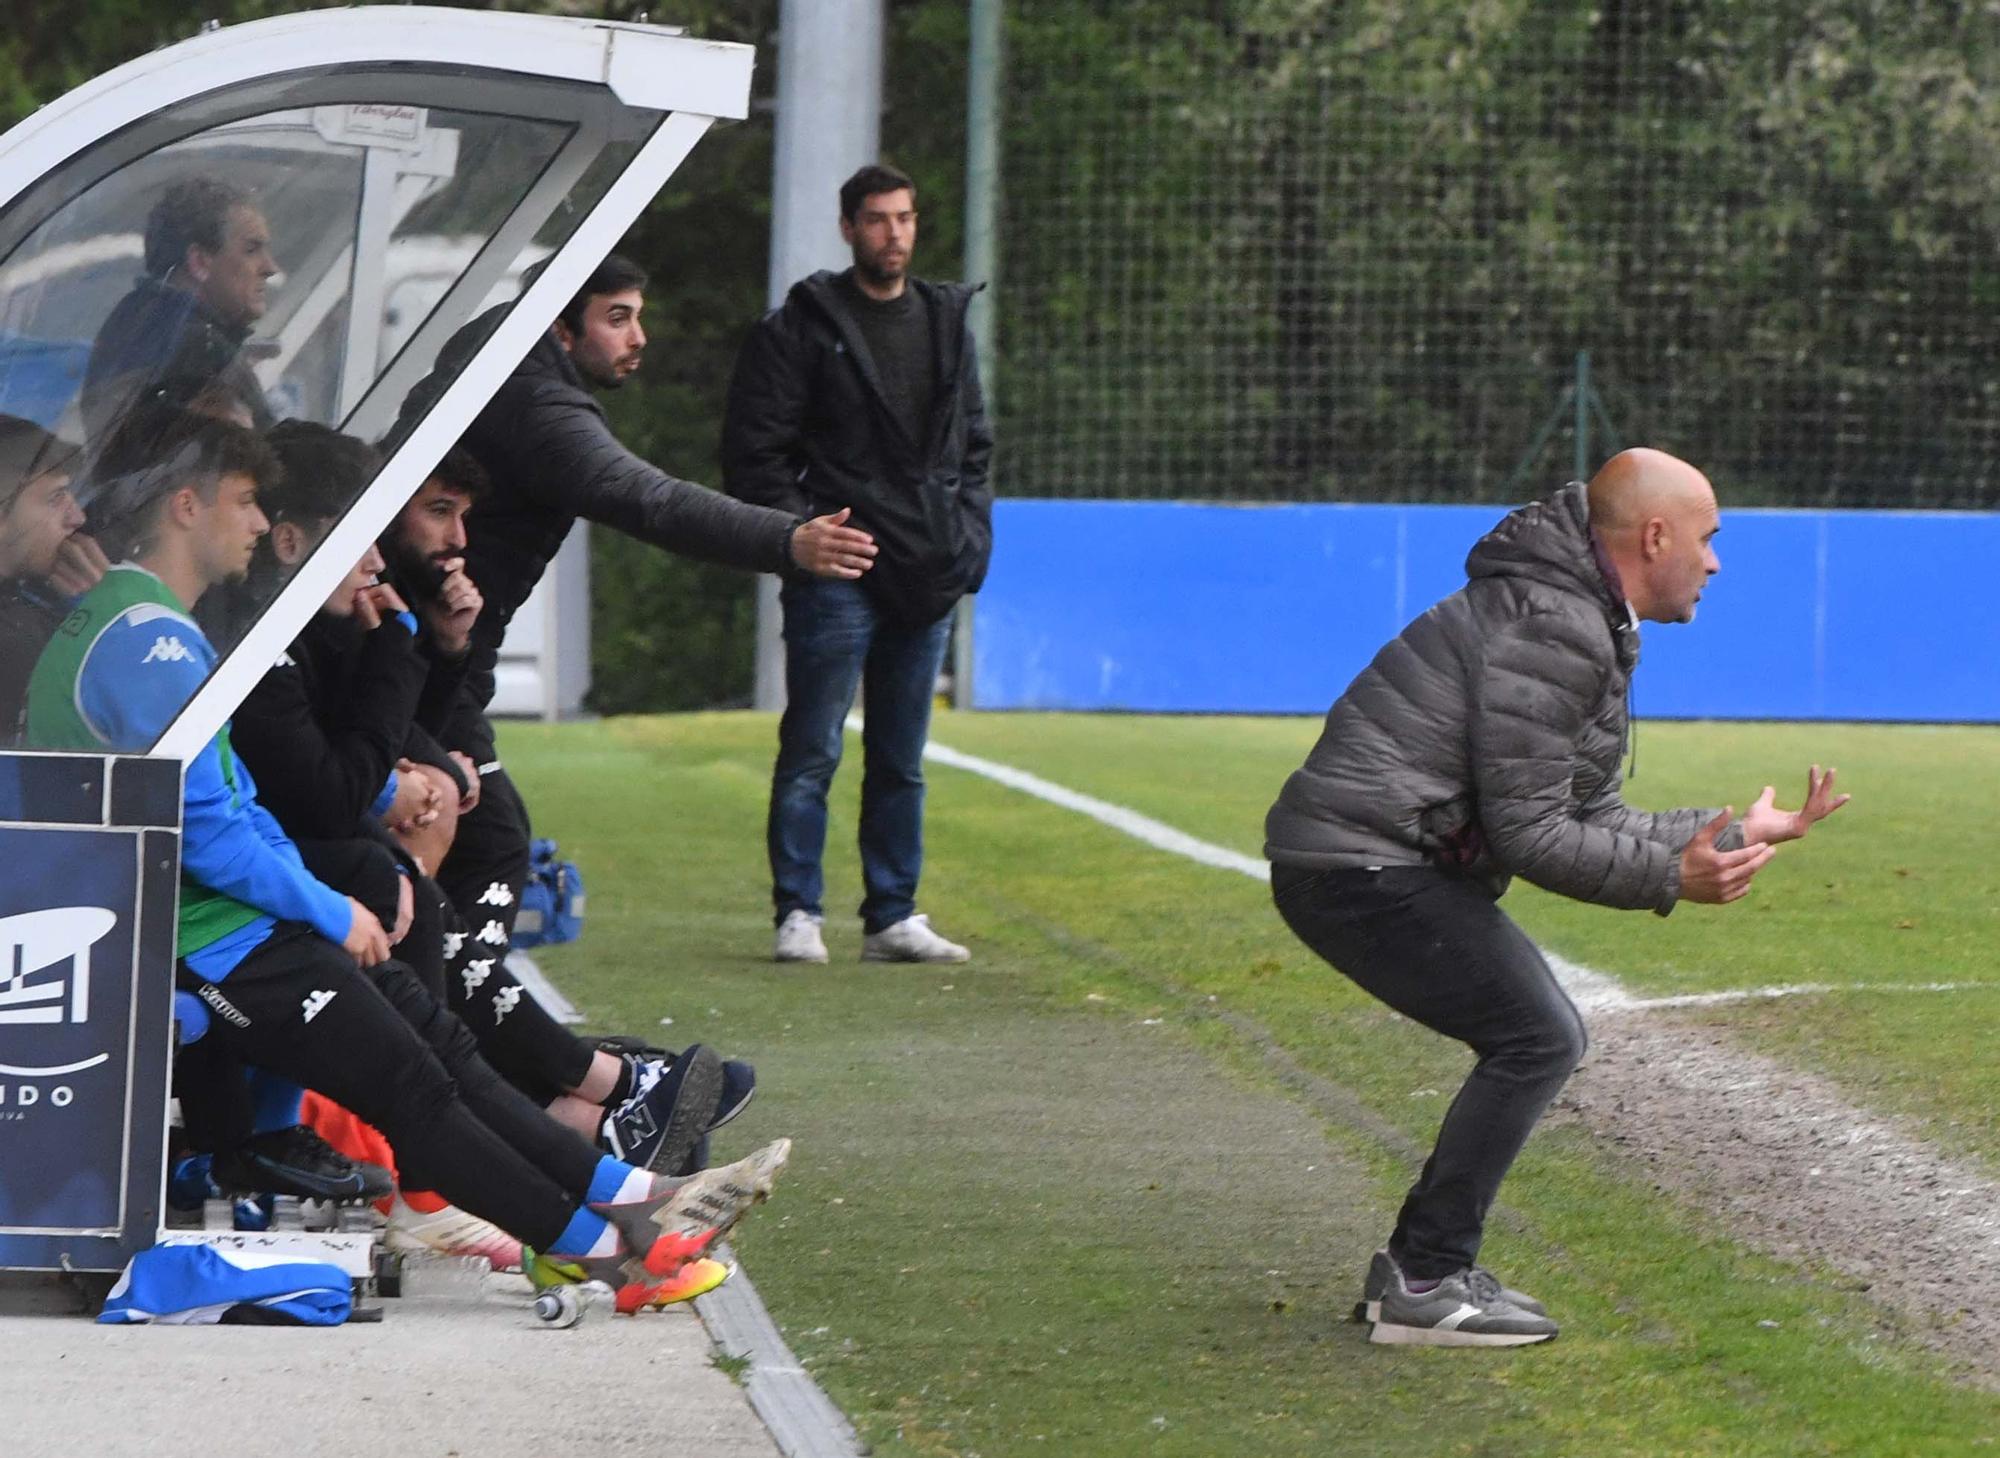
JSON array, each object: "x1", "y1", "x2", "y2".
[{"x1": 0, "y1": 7, "x2": 753, "y2": 760}]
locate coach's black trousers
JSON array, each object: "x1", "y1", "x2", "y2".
[{"x1": 1271, "y1": 865, "x2": 1588, "y2": 1280}]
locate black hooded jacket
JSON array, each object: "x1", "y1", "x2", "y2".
[
  {"x1": 722, "y1": 270, "x2": 994, "y2": 627},
  {"x1": 231, "y1": 610, "x2": 464, "y2": 843},
  {"x1": 402, "y1": 309, "x2": 803, "y2": 712}
]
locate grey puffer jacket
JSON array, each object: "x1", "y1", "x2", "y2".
[{"x1": 1263, "y1": 483, "x2": 1734, "y2": 913}]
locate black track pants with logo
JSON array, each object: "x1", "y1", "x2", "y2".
[
  {"x1": 176, "y1": 925, "x2": 595, "y2": 1249},
  {"x1": 400, "y1": 871, "x2": 595, "y2": 1104},
  {"x1": 436, "y1": 762, "x2": 531, "y2": 950}
]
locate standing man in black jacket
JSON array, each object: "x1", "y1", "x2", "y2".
[
  {"x1": 399, "y1": 255, "x2": 876, "y2": 952},
  {"x1": 723, "y1": 164, "x2": 993, "y2": 966}
]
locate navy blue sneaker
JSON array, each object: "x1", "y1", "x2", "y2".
[
  {"x1": 711, "y1": 1059, "x2": 756, "y2": 1130},
  {"x1": 601, "y1": 1044, "x2": 724, "y2": 1175}
]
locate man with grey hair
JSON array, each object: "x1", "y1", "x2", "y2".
[
  {"x1": 80, "y1": 175, "x2": 278, "y2": 440},
  {"x1": 1265, "y1": 448, "x2": 1848, "y2": 1347}
]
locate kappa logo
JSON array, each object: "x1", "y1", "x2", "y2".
[
  {"x1": 476, "y1": 883, "x2": 514, "y2": 908},
  {"x1": 461, "y1": 958, "x2": 494, "y2": 997},
  {"x1": 442, "y1": 930, "x2": 467, "y2": 960},
  {"x1": 491, "y1": 985, "x2": 522, "y2": 1025},
  {"x1": 0, "y1": 906, "x2": 118, "y2": 1078},
  {"x1": 301, "y1": 989, "x2": 337, "y2": 1023},
  {"x1": 475, "y1": 920, "x2": 508, "y2": 947},
  {"x1": 141, "y1": 635, "x2": 194, "y2": 665}
]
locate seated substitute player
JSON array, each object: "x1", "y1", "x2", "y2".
[
  {"x1": 79, "y1": 174, "x2": 277, "y2": 443},
  {"x1": 232, "y1": 424, "x2": 745, "y2": 1183},
  {"x1": 379, "y1": 442, "x2": 755, "y2": 1154},
  {"x1": 24, "y1": 409, "x2": 787, "y2": 1310},
  {"x1": 1265, "y1": 449, "x2": 1847, "y2": 1347},
  {"x1": 0, "y1": 415, "x2": 93, "y2": 740}
]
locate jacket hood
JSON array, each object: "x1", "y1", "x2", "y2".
[
  {"x1": 1465, "y1": 483, "x2": 1623, "y2": 611},
  {"x1": 436, "y1": 303, "x2": 576, "y2": 389},
  {"x1": 788, "y1": 268, "x2": 983, "y2": 320}
]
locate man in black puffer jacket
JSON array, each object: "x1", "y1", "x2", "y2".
[
  {"x1": 1267, "y1": 448, "x2": 1848, "y2": 1348},
  {"x1": 722, "y1": 163, "x2": 994, "y2": 967}
]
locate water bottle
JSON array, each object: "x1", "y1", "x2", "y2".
[
  {"x1": 532, "y1": 1280, "x2": 614, "y2": 1328},
  {"x1": 398, "y1": 1251, "x2": 492, "y2": 1300},
  {"x1": 233, "y1": 1193, "x2": 274, "y2": 1232}
]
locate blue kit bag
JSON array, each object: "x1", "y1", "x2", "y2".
[{"x1": 512, "y1": 837, "x2": 585, "y2": 949}]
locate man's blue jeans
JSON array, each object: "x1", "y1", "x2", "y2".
[{"x1": 769, "y1": 578, "x2": 953, "y2": 933}]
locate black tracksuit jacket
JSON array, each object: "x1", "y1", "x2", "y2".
[
  {"x1": 231, "y1": 612, "x2": 468, "y2": 924},
  {"x1": 401, "y1": 310, "x2": 804, "y2": 715},
  {"x1": 722, "y1": 270, "x2": 995, "y2": 627}
]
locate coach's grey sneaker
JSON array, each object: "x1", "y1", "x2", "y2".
[
  {"x1": 1369, "y1": 1266, "x2": 1559, "y2": 1347},
  {"x1": 774, "y1": 910, "x2": 828, "y2": 963},
  {"x1": 1354, "y1": 1247, "x2": 1546, "y2": 1323},
  {"x1": 861, "y1": 913, "x2": 970, "y2": 964}
]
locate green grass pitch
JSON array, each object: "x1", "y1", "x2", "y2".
[{"x1": 506, "y1": 711, "x2": 2000, "y2": 1456}]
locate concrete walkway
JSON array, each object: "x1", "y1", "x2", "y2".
[{"x1": 0, "y1": 1269, "x2": 781, "y2": 1458}]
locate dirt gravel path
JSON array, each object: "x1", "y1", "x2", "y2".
[{"x1": 1557, "y1": 1000, "x2": 2000, "y2": 1384}]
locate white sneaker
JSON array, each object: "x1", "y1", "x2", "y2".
[
  {"x1": 773, "y1": 909, "x2": 828, "y2": 963},
  {"x1": 861, "y1": 913, "x2": 970, "y2": 964},
  {"x1": 384, "y1": 1193, "x2": 523, "y2": 1271}
]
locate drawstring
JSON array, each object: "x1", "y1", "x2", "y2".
[{"x1": 1625, "y1": 677, "x2": 1639, "y2": 780}]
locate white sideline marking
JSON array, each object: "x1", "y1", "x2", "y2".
[
  {"x1": 891, "y1": 719, "x2": 1984, "y2": 1016},
  {"x1": 504, "y1": 949, "x2": 584, "y2": 1025}
]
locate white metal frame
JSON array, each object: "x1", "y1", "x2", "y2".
[{"x1": 0, "y1": 7, "x2": 753, "y2": 764}]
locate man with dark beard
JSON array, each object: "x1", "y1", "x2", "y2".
[{"x1": 723, "y1": 164, "x2": 995, "y2": 966}]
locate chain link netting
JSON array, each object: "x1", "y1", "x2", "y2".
[{"x1": 995, "y1": 1, "x2": 2000, "y2": 507}]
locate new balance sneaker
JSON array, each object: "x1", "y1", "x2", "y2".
[
  {"x1": 774, "y1": 910, "x2": 828, "y2": 964},
  {"x1": 712, "y1": 1059, "x2": 756, "y2": 1130},
  {"x1": 601, "y1": 1044, "x2": 725, "y2": 1175},
  {"x1": 210, "y1": 1126, "x2": 393, "y2": 1203},
  {"x1": 594, "y1": 1033, "x2": 668, "y2": 1060},
  {"x1": 861, "y1": 913, "x2": 969, "y2": 964},
  {"x1": 1354, "y1": 1248, "x2": 1546, "y2": 1324},
  {"x1": 1369, "y1": 1266, "x2": 1559, "y2": 1347},
  {"x1": 592, "y1": 1138, "x2": 791, "y2": 1284},
  {"x1": 525, "y1": 1247, "x2": 733, "y2": 1308},
  {"x1": 385, "y1": 1192, "x2": 524, "y2": 1271}
]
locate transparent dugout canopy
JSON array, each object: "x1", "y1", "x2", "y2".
[{"x1": 0, "y1": 8, "x2": 752, "y2": 760}]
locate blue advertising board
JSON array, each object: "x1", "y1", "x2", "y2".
[
  {"x1": 0, "y1": 753, "x2": 179, "y2": 1271},
  {"x1": 971, "y1": 500, "x2": 2000, "y2": 721}
]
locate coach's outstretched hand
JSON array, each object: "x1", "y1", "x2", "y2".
[
  {"x1": 1678, "y1": 808, "x2": 1776, "y2": 904},
  {"x1": 790, "y1": 507, "x2": 878, "y2": 579},
  {"x1": 1741, "y1": 765, "x2": 1849, "y2": 846}
]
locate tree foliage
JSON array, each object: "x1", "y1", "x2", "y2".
[{"x1": 12, "y1": 1, "x2": 1989, "y2": 705}]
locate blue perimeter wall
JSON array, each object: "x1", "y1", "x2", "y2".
[{"x1": 971, "y1": 499, "x2": 1991, "y2": 720}]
